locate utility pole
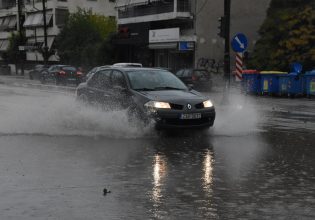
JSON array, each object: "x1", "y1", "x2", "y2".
[
  {"x1": 17, "y1": 0, "x2": 25, "y2": 75},
  {"x1": 42, "y1": 0, "x2": 48, "y2": 65},
  {"x1": 223, "y1": 0, "x2": 231, "y2": 102},
  {"x1": 224, "y1": 0, "x2": 231, "y2": 86}
]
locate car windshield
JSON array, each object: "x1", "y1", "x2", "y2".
[
  {"x1": 62, "y1": 66, "x2": 76, "y2": 71},
  {"x1": 127, "y1": 70, "x2": 187, "y2": 91}
]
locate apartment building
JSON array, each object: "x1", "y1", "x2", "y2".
[
  {"x1": 0, "y1": 0, "x2": 116, "y2": 63},
  {"x1": 114, "y1": 0, "x2": 271, "y2": 71}
]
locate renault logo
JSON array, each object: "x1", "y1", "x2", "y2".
[{"x1": 187, "y1": 104, "x2": 192, "y2": 110}]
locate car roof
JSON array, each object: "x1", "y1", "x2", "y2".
[{"x1": 112, "y1": 63, "x2": 143, "y2": 67}]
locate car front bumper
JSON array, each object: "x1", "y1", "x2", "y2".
[{"x1": 152, "y1": 108, "x2": 216, "y2": 129}]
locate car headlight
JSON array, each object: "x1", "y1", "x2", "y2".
[
  {"x1": 203, "y1": 100, "x2": 213, "y2": 108},
  {"x1": 144, "y1": 101, "x2": 171, "y2": 113}
]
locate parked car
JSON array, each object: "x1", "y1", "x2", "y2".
[
  {"x1": 175, "y1": 69, "x2": 213, "y2": 91},
  {"x1": 76, "y1": 67, "x2": 215, "y2": 130},
  {"x1": 40, "y1": 65, "x2": 83, "y2": 86},
  {"x1": 29, "y1": 64, "x2": 49, "y2": 80}
]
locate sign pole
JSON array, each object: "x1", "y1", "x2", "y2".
[
  {"x1": 235, "y1": 52, "x2": 243, "y2": 81},
  {"x1": 222, "y1": 0, "x2": 231, "y2": 103}
]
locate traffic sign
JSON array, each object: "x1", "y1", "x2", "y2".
[
  {"x1": 290, "y1": 62, "x2": 303, "y2": 73},
  {"x1": 231, "y1": 33, "x2": 248, "y2": 53}
]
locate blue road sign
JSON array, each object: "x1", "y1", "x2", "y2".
[
  {"x1": 290, "y1": 62, "x2": 303, "y2": 73},
  {"x1": 231, "y1": 33, "x2": 248, "y2": 53}
]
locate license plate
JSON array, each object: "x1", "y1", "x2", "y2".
[{"x1": 180, "y1": 113, "x2": 202, "y2": 120}]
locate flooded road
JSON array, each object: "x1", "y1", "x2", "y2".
[{"x1": 0, "y1": 83, "x2": 314, "y2": 219}]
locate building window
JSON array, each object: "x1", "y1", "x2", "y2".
[{"x1": 55, "y1": 9, "x2": 69, "y2": 27}]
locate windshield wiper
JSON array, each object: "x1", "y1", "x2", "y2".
[{"x1": 154, "y1": 86, "x2": 185, "y2": 91}]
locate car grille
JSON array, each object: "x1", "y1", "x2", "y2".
[
  {"x1": 195, "y1": 102, "x2": 204, "y2": 109},
  {"x1": 170, "y1": 103, "x2": 183, "y2": 110},
  {"x1": 163, "y1": 117, "x2": 212, "y2": 126}
]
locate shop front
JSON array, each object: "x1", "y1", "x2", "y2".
[{"x1": 149, "y1": 28, "x2": 195, "y2": 72}]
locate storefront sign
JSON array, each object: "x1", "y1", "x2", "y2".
[
  {"x1": 149, "y1": 28, "x2": 180, "y2": 43},
  {"x1": 179, "y1": 42, "x2": 195, "y2": 51}
]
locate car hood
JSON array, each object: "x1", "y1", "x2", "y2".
[{"x1": 138, "y1": 90, "x2": 206, "y2": 104}]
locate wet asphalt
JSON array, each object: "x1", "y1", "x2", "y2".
[{"x1": 0, "y1": 79, "x2": 314, "y2": 219}]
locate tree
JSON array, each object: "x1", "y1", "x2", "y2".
[
  {"x1": 55, "y1": 9, "x2": 116, "y2": 69},
  {"x1": 248, "y1": 0, "x2": 315, "y2": 71},
  {"x1": 2, "y1": 32, "x2": 26, "y2": 75}
]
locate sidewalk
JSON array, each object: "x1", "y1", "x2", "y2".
[{"x1": 0, "y1": 75, "x2": 76, "y2": 93}]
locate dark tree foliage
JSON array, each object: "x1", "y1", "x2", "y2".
[
  {"x1": 2, "y1": 32, "x2": 26, "y2": 74},
  {"x1": 55, "y1": 8, "x2": 116, "y2": 69},
  {"x1": 248, "y1": 0, "x2": 315, "y2": 71}
]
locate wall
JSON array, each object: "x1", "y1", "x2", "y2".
[{"x1": 195, "y1": 0, "x2": 271, "y2": 67}]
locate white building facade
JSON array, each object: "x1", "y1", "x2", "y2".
[
  {"x1": 0, "y1": 0, "x2": 116, "y2": 63},
  {"x1": 114, "y1": 0, "x2": 271, "y2": 72}
]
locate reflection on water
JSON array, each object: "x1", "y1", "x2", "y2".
[
  {"x1": 203, "y1": 150, "x2": 214, "y2": 190},
  {"x1": 152, "y1": 154, "x2": 167, "y2": 204}
]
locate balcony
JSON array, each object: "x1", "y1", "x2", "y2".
[{"x1": 117, "y1": 0, "x2": 191, "y2": 24}]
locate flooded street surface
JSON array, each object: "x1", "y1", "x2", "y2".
[{"x1": 0, "y1": 83, "x2": 315, "y2": 219}]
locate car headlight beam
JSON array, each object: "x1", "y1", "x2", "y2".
[{"x1": 203, "y1": 100, "x2": 213, "y2": 108}]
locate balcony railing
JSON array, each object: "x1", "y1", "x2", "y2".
[{"x1": 118, "y1": 0, "x2": 190, "y2": 19}]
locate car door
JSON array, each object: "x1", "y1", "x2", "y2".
[
  {"x1": 86, "y1": 69, "x2": 112, "y2": 105},
  {"x1": 110, "y1": 70, "x2": 130, "y2": 109}
]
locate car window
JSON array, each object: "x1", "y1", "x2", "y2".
[
  {"x1": 127, "y1": 70, "x2": 187, "y2": 90},
  {"x1": 175, "y1": 70, "x2": 183, "y2": 77},
  {"x1": 48, "y1": 66, "x2": 55, "y2": 71},
  {"x1": 62, "y1": 66, "x2": 76, "y2": 71},
  {"x1": 182, "y1": 69, "x2": 191, "y2": 77},
  {"x1": 111, "y1": 70, "x2": 126, "y2": 88},
  {"x1": 193, "y1": 70, "x2": 210, "y2": 79},
  {"x1": 89, "y1": 70, "x2": 111, "y2": 89},
  {"x1": 98, "y1": 70, "x2": 112, "y2": 88},
  {"x1": 88, "y1": 72, "x2": 101, "y2": 88}
]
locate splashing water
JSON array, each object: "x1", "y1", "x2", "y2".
[
  {"x1": 0, "y1": 86, "x2": 154, "y2": 138},
  {"x1": 211, "y1": 93, "x2": 263, "y2": 136}
]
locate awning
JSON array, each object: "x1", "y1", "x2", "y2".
[
  {"x1": 23, "y1": 13, "x2": 52, "y2": 28},
  {"x1": 0, "y1": 16, "x2": 17, "y2": 30},
  {"x1": 8, "y1": 16, "x2": 17, "y2": 29},
  {"x1": 26, "y1": 36, "x2": 55, "y2": 50},
  {"x1": 116, "y1": 0, "x2": 149, "y2": 8},
  {"x1": 0, "y1": 40, "x2": 10, "y2": 52},
  {"x1": 148, "y1": 42, "x2": 177, "y2": 49}
]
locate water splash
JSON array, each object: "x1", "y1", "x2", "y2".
[
  {"x1": 0, "y1": 87, "x2": 154, "y2": 138},
  {"x1": 211, "y1": 93, "x2": 263, "y2": 136}
]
